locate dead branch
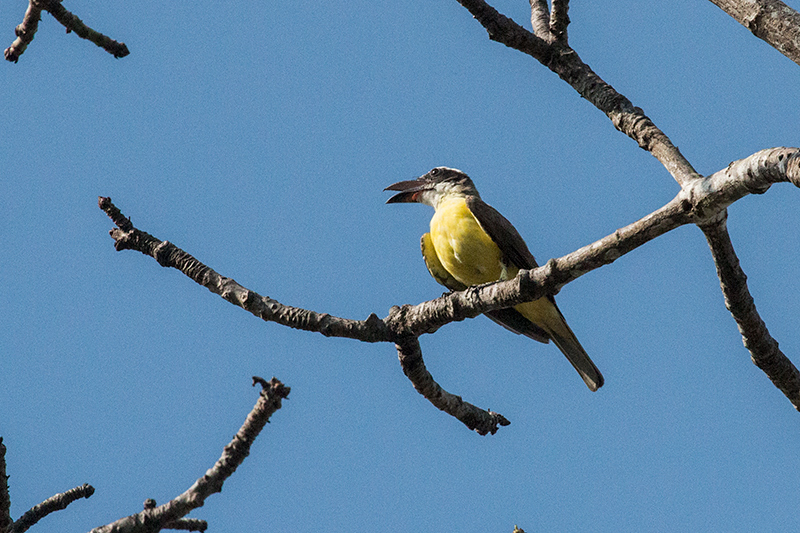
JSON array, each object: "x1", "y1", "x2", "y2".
[
  {"x1": 100, "y1": 147, "x2": 800, "y2": 422},
  {"x1": 708, "y1": 0, "x2": 800, "y2": 66},
  {"x1": 457, "y1": 0, "x2": 700, "y2": 186},
  {"x1": 396, "y1": 338, "x2": 510, "y2": 435},
  {"x1": 89, "y1": 377, "x2": 289, "y2": 533},
  {"x1": 4, "y1": 0, "x2": 129, "y2": 63},
  {"x1": 456, "y1": 0, "x2": 800, "y2": 411},
  {"x1": 9, "y1": 484, "x2": 94, "y2": 533}
]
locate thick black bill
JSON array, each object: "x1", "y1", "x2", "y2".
[{"x1": 384, "y1": 179, "x2": 426, "y2": 204}]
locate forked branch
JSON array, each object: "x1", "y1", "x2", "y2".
[
  {"x1": 458, "y1": 0, "x2": 700, "y2": 186},
  {"x1": 458, "y1": 0, "x2": 800, "y2": 411},
  {"x1": 4, "y1": 0, "x2": 129, "y2": 63}
]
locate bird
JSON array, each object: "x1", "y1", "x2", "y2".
[{"x1": 385, "y1": 166, "x2": 603, "y2": 391}]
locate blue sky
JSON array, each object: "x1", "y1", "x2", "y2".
[{"x1": 2, "y1": 1, "x2": 800, "y2": 531}]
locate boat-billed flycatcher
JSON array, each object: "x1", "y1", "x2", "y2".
[{"x1": 385, "y1": 167, "x2": 603, "y2": 391}]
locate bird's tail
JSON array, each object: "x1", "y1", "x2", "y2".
[
  {"x1": 517, "y1": 298, "x2": 604, "y2": 391},
  {"x1": 546, "y1": 316, "x2": 604, "y2": 392}
]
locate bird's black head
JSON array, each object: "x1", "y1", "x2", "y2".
[{"x1": 385, "y1": 167, "x2": 478, "y2": 205}]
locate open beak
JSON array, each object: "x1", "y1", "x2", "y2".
[{"x1": 384, "y1": 179, "x2": 428, "y2": 204}]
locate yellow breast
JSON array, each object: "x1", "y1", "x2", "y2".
[{"x1": 429, "y1": 197, "x2": 511, "y2": 286}]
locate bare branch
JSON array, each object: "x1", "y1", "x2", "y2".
[
  {"x1": 396, "y1": 338, "x2": 510, "y2": 435},
  {"x1": 5, "y1": 0, "x2": 128, "y2": 63},
  {"x1": 708, "y1": 0, "x2": 800, "y2": 66},
  {"x1": 48, "y1": 2, "x2": 129, "y2": 58},
  {"x1": 456, "y1": 0, "x2": 700, "y2": 186},
  {"x1": 4, "y1": 2, "x2": 42, "y2": 63},
  {"x1": 0, "y1": 438, "x2": 10, "y2": 531},
  {"x1": 90, "y1": 377, "x2": 289, "y2": 533},
  {"x1": 10, "y1": 484, "x2": 94, "y2": 533},
  {"x1": 529, "y1": 0, "x2": 551, "y2": 39},
  {"x1": 97, "y1": 197, "x2": 390, "y2": 343},
  {"x1": 99, "y1": 198, "x2": 510, "y2": 432},
  {"x1": 549, "y1": 0, "x2": 570, "y2": 41},
  {"x1": 702, "y1": 218, "x2": 800, "y2": 409},
  {"x1": 101, "y1": 148, "x2": 800, "y2": 417},
  {"x1": 684, "y1": 147, "x2": 800, "y2": 222}
]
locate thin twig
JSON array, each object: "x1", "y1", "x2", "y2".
[
  {"x1": 3, "y1": 1, "x2": 42, "y2": 63},
  {"x1": 97, "y1": 197, "x2": 387, "y2": 343},
  {"x1": 48, "y1": 2, "x2": 129, "y2": 58}
]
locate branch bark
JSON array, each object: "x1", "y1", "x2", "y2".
[
  {"x1": 457, "y1": 0, "x2": 700, "y2": 186},
  {"x1": 702, "y1": 218, "x2": 800, "y2": 408},
  {"x1": 9, "y1": 484, "x2": 94, "y2": 533},
  {"x1": 4, "y1": 0, "x2": 129, "y2": 63},
  {"x1": 396, "y1": 338, "x2": 510, "y2": 435},
  {"x1": 708, "y1": 0, "x2": 800, "y2": 66},
  {"x1": 89, "y1": 377, "x2": 289, "y2": 533}
]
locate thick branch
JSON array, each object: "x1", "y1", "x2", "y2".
[
  {"x1": 395, "y1": 338, "x2": 510, "y2": 435},
  {"x1": 702, "y1": 219, "x2": 800, "y2": 409},
  {"x1": 90, "y1": 377, "x2": 289, "y2": 533},
  {"x1": 684, "y1": 147, "x2": 800, "y2": 222},
  {"x1": 5, "y1": 0, "x2": 128, "y2": 63},
  {"x1": 10, "y1": 484, "x2": 94, "y2": 533},
  {"x1": 457, "y1": 0, "x2": 700, "y2": 185},
  {"x1": 708, "y1": 0, "x2": 800, "y2": 66}
]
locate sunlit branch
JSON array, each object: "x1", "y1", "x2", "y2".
[
  {"x1": 457, "y1": 0, "x2": 700, "y2": 186},
  {"x1": 708, "y1": 0, "x2": 800, "y2": 66}
]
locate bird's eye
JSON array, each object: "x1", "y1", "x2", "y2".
[{"x1": 430, "y1": 168, "x2": 440, "y2": 176}]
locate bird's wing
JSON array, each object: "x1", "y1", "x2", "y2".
[
  {"x1": 465, "y1": 196, "x2": 555, "y2": 343},
  {"x1": 465, "y1": 196, "x2": 538, "y2": 270},
  {"x1": 483, "y1": 308, "x2": 551, "y2": 344}
]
